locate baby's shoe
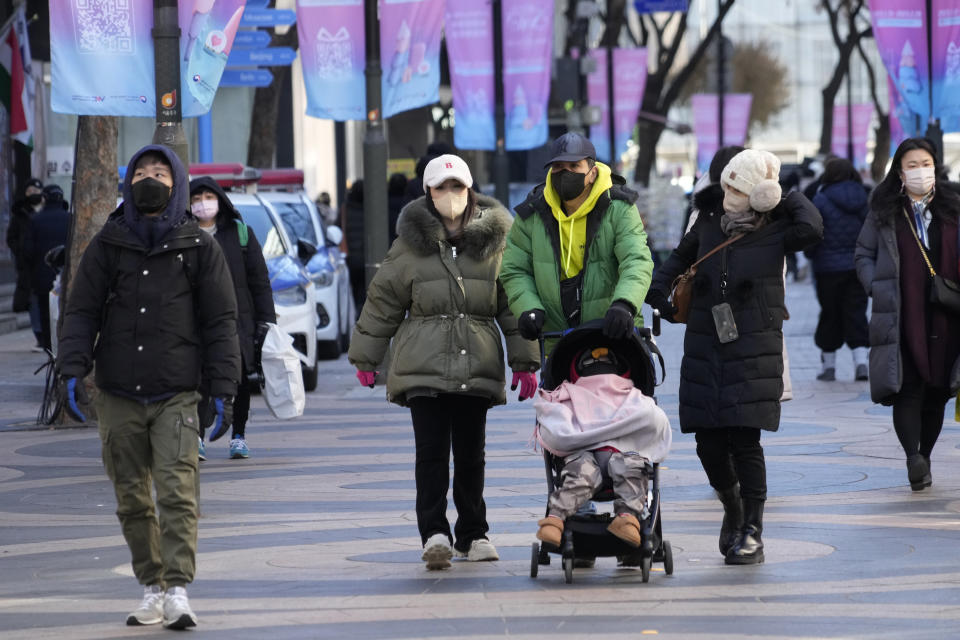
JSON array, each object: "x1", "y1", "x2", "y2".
[
  {"x1": 607, "y1": 513, "x2": 642, "y2": 547},
  {"x1": 536, "y1": 516, "x2": 564, "y2": 547}
]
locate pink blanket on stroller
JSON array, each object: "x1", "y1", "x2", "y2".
[{"x1": 534, "y1": 374, "x2": 672, "y2": 461}]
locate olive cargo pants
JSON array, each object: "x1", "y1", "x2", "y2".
[{"x1": 96, "y1": 390, "x2": 201, "y2": 589}]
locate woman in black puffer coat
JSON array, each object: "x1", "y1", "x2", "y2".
[{"x1": 647, "y1": 149, "x2": 823, "y2": 566}]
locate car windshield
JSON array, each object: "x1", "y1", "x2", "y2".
[
  {"x1": 271, "y1": 201, "x2": 318, "y2": 246},
  {"x1": 233, "y1": 203, "x2": 287, "y2": 259}
]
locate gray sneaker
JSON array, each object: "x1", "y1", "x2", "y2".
[
  {"x1": 126, "y1": 585, "x2": 164, "y2": 626},
  {"x1": 162, "y1": 586, "x2": 197, "y2": 629},
  {"x1": 421, "y1": 533, "x2": 453, "y2": 570}
]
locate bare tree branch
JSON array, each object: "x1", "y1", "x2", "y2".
[{"x1": 660, "y1": 1, "x2": 731, "y2": 110}]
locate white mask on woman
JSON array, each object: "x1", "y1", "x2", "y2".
[
  {"x1": 902, "y1": 166, "x2": 935, "y2": 196},
  {"x1": 433, "y1": 191, "x2": 469, "y2": 220},
  {"x1": 723, "y1": 191, "x2": 751, "y2": 215},
  {"x1": 191, "y1": 199, "x2": 219, "y2": 221}
]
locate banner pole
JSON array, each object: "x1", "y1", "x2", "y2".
[
  {"x1": 846, "y1": 64, "x2": 854, "y2": 162},
  {"x1": 492, "y1": 0, "x2": 510, "y2": 207},
  {"x1": 362, "y1": 0, "x2": 389, "y2": 288},
  {"x1": 607, "y1": 46, "x2": 615, "y2": 168},
  {"x1": 151, "y1": 0, "x2": 189, "y2": 169},
  {"x1": 716, "y1": 0, "x2": 724, "y2": 150},
  {"x1": 923, "y1": 0, "x2": 943, "y2": 163}
]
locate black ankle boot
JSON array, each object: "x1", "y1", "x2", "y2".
[
  {"x1": 725, "y1": 499, "x2": 764, "y2": 565},
  {"x1": 716, "y1": 483, "x2": 743, "y2": 556},
  {"x1": 906, "y1": 454, "x2": 932, "y2": 491}
]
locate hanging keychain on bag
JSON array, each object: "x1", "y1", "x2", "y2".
[{"x1": 711, "y1": 246, "x2": 739, "y2": 344}]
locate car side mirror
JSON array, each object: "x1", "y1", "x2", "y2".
[
  {"x1": 297, "y1": 238, "x2": 318, "y2": 263},
  {"x1": 325, "y1": 225, "x2": 343, "y2": 247}
]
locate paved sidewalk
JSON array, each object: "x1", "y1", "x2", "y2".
[{"x1": 1, "y1": 280, "x2": 959, "y2": 639}]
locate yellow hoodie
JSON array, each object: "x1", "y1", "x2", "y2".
[{"x1": 543, "y1": 162, "x2": 614, "y2": 279}]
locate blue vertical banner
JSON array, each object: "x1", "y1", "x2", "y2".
[
  {"x1": 51, "y1": 0, "x2": 246, "y2": 116},
  {"x1": 502, "y1": 0, "x2": 553, "y2": 151},
  {"x1": 296, "y1": 0, "x2": 367, "y2": 121},
  {"x1": 932, "y1": 0, "x2": 960, "y2": 132},
  {"x1": 380, "y1": 0, "x2": 444, "y2": 119}
]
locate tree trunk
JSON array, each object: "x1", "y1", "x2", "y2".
[
  {"x1": 58, "y1": 115, "x2": 118, "y2": 424},
  {"x1": 246, "y1": 25, "x2": 298, "y2": 168},
  {"x1": 633, "y1": 118, "x2": 666, "y2": 187},
  {"x1": 870, "y1": 115, "x2": 891, "y2": 183}
]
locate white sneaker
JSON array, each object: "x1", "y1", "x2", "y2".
[
  {"x1": 162, "y1": 586, "x2": 197, "y2": 629},
  {"x1": 421, "y1": 533, "x2": 453, "y2": 570},
  {"x1": 454, "y1": 538, "x2": 499, "y2": 562},
  {"x1": 126, "y1": 585, "x2": 164, "y2": 626}
]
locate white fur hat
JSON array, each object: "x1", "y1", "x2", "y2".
[{"x1": 720, "y1": 149, "x2": 782, "y2": 213}]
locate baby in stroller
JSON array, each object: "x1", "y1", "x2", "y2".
[{"x1": 534, "y1": 344, "x2": 672, "y2": 549}]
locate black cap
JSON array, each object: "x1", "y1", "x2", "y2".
[
  {"x1": 544, "y1": 133, "x2": 596, "y2": 169},
  {"x1": 26, "y1": 178, "x2": 43, "y2": 190}
]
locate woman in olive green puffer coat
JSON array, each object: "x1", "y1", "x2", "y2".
[{"x1": 348, "y1": 155, "x2": 539, "y2": 570}]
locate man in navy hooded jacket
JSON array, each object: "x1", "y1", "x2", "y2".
[{"x1": 57, "y1": 145, "x2": 240, "y2": 629}]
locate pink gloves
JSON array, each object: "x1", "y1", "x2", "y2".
[
  {"x1": 511, "y1": 371, "x2": 538, "y2": 401},
  {"x1": 356, "y1": 370, "x2": 376, "y2": 388}
]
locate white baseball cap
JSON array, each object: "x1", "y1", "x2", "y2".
[{"x1": 423, "y1": 154, "x2": 473, "y2": 191}]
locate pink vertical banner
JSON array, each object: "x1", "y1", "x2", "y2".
[
  {"x1": 380, "y1": 0, "x2": 444, "y2": 119},
  {"x1": 887, "y1": 75, "x2": 909, "y2": 150},
  {"x1": 297, "y1": 0, "x2": 367, "y2": 121},
  {"x1": 501, "y1": 0, "x2": 553, "y2": 151},
  {"x1": 446, "y1": 0, "x2": 495, "y2": 150},
  {"x1": 831, "y1": 103, "x2": 874, "y2": 168},
  {"x1": 691, "y1": 93, "x2": 752, "y2": 173},
  {"x1": 932, "y1": 0, "x2": 960, "y2": 132},
  {"x1": 869, "y1": 0, "x2": 929, "y2": 132},
  {"x1": 586, "y1": 49, "x2": 610, "y2": 163},
  {"x1": 613, "y1": 48, "x2": 648, "y2": 164}
]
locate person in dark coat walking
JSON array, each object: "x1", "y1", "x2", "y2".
[
  {"x1": 807, "y1": 158, "x2": 870, "y2": 381},
  {"x1": 23, "y1": 184, "x2": 71, "y2": 351},
  {"x1": 647, "y1": 149, "x2": 823, "y2": 565},
  {"x1": 7, "y1": 177, "x2": 44, "y2": 344},
  {"x1": 189, "y1": 177, "x2": 277, "y2": 460},
  {"x1": 57, "y1": 145, "x2": 240, "y2": 630},
  {"x1": 387, "y1": 172, "x2": 408, "y2": 244},
  {"x1": 342, "y1": 179, "x2": 366, "y2": 311},
  {"x1": 855, "y1": 137, "x2": 960, "y2": 492}
]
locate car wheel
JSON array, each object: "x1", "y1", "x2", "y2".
[
  {"x1": 317, "y1": 339, "x2": 341, "y2": 360},
  {"x1": 302, "y1": 362, "x2": 319, "y2": 391}
]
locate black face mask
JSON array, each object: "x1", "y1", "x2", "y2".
[
  {"x1": 131, "y1": 178, "x2": 171, "y2": 214},
  {"x1": 551, "y1": 169, "x2": 590, "y2": 201},
  {"x1": 26, "y1": 193, "x2": 43, "y2": 206}
]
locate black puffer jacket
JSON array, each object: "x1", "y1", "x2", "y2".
[
  {"x1": 58, "y1": 146, "x2": 240, "y2": 399},
  {"x1": 189, "y1": 176, "x2": 276, "y2": 373},
  {"x1": 650, "y1": 185, "x2": 823, "y2": 432}
]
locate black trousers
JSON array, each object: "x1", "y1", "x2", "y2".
[
  {"x1": 34, "y1": 290, "x2": 52, "y2": 351},
  {"x1": 814, "y1": 270, "x2": 869, "y2": 352},
  {"x1": 409, "y1": 394, "x2": 489, "y2": 552},
  {"x1": 694, "y1": 427, "x2": 767, "y2": 501},
  {"x1": 893, "y1": 356, "x2": 952, "y2": 458}
]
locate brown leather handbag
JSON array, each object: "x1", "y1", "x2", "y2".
[{"x1": 670, "y1": 233, "x2": 744, "y2": 323}]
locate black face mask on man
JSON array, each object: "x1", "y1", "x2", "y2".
[
  {"x1": 26, "y1": 193, "x2": 43, "y2": 207},
  {"x1": 131, "y1": 178, "x2": 171, "y2": 214},
  {"x1": 551, "y1": 169, "x2": 590, "y2": 201}
]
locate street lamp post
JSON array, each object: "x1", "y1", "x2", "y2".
[
  {"x1": 716, "y1": 0, "x2": 724, "y2": 150},
  {"x1": 846, "y1": 60, "x2": 854, "y2": 163},
  {"x1": 492, "y1": 0, "x2": 510, "y2": 207},
  {"x1": 362, "y1": 0, "x2": 389, "y2": 288},
  {"x1": 151, "y1": 0, "x2": 189, "y2": 168}
]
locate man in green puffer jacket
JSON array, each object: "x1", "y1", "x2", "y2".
[{"x1": 501, "y1": 133, "x2": 654, "y2": 348}]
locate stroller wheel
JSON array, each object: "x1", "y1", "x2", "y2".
[
  {"x1": 641, "y1": 556, "x2": 651, "y2": 583},
  {"x1": 663, "y1": 540, "x2": 674, "y2": 575},
  {"x1": 530, "y1": 543, "x2": 539, "y2": 578},
  {"x1": 563, "y1": 556, "x2": 574, "y2": 584}
]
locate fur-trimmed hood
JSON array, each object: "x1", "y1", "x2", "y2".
[
  {"x1": 693, "y1": 182, "x2": 724, "y2": 213},
  {"x1": 396, "y1": 194, "x2": 513, "y2": 260}
]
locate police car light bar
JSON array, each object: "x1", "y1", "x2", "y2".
[
  {"x1": 258, "y1": 168, "x2": 305, "y2": 192},
  {"x1": 189, "y1": 163, "x2": 262, "y2": 191}
]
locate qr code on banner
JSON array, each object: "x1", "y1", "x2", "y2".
[{"x1": 73, "y1": 0, "x2": 136, "y2": 55}]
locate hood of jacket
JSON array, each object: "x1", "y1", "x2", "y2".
[
  {"x1": 819, "y1": 180, "x2": 868, "y2": 214},
  {"x1": 121, "y1": 145, "x2": 189, "y2": 248},
  {"x1": 188, "y1": 176, "x2": 242, "y2": 227},
  {"x1": 515, "y1": 171, "x2": 638, "y2": 220},
  {"x1": 395, "y1": 193, "x2": 512, "y2": 261}
]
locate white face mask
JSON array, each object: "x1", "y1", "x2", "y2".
[
  {"x1": 433, "y1": 191, "x2": 469, "y2": 221},
  {"x1": 902, "y1": 166, "x2": 935, "y2": 196},
  {"x1": 723, "y1": 191, "x2": 751, "y2": 215},
  {"x1": 191, "y1": 199, "x2": 219, "y2": 221}
]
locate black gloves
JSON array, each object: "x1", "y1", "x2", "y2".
[
  {"x1": 60, "y1": 377, "x2": 89, "y2": 423},
  {"x1": 254, "y1": 321, "x2": 270, "y2": 370},
  {"x1": 645, "y1": 289, "x2": 676, "y2": 323},
  {"x1": 208, "y1": 396, "x2": 234, "y2": 442},
  {"x1": 517, "y1": 309, "x2": 545, "y2": 340},
  {"x1": 603, "y1": 300, "x2": 635, "y2": 339}
]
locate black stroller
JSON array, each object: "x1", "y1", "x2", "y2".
[{"x1": 530, "y1": 319, "x2": 672, "y2": 584}]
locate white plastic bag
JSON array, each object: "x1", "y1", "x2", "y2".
[{"x1": 260, "y1": 323, "x2": 305, "y2": 419}]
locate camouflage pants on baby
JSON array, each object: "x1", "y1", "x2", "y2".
[{"x1": 548, "y1": 450, "x2": 649, "y2": 520}]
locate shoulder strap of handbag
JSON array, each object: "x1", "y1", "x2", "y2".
[
  {"x1": 688, "y1": 232, "x2": 745, "y2": 271},
  {"x1": 900, "y1": 206, "x2": 937, "y2": 277}
]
